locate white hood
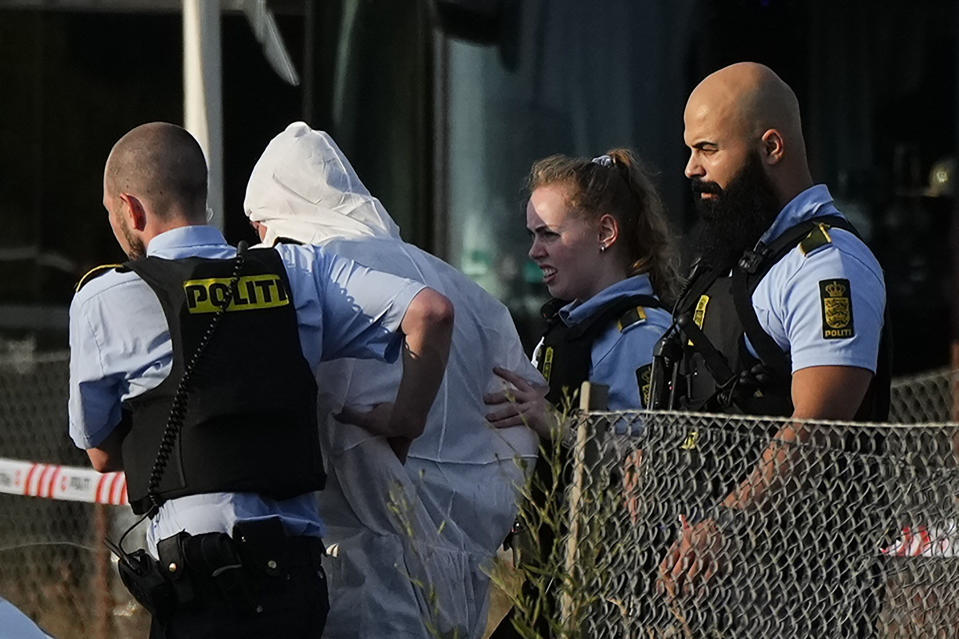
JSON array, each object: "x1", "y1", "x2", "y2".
[{"x1": 244, "y1": 121, "x2": 401, "y2": 246}]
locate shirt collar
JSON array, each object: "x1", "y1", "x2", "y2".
[
  {"x1": 759, "y1": 184, "x2": 840, "y2": 245},
  {"x1": 560, "y1": 274, "x2": 655, "y2": 326},
  {"x1": 146, "y1": 225, "x2": 228, "y2": 257}
]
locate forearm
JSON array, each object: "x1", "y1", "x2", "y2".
[
  {"x1": 389, "y1": 289, "x2": 454, "y2": 439},
  {"x1": 721, "y1": 365, "x2": 872, "y2": 510},
  {"x1": 721, "y1": 421, "x2": 805, "y2": 510}
]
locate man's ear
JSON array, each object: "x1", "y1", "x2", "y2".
[
  {"x1": 760, "y1": 129, "x2": 785, "y2": 166},
  {"x1": 598, "y1": 213, "x2": 620, "y2": 248},
  {"x1": 119, "y1": 193, "x2": 148, "y2": 231}
]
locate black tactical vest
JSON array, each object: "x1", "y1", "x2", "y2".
[
  {"x1": 651, "y1": 216, "x2": 892, "y2": 513},
  {"x1": 120, "y1": 248, "x2": 325, "y2": 514},
  {"x1": 535, "y1": 293, "x2": 664, "y2": 409},
  {"x1": 671, "y1": 215, "x2": 891, "y2": 419}
]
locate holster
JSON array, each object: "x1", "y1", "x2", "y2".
[
  {"x1": 157, "y1": 527, "x2": 254, "y2": 614},
  {"x1": 115, "y1": 548, "x2": 176, "y2": 621},
  {"x1": 119, "y1": 517, "x2": 324, "y2": 621}
]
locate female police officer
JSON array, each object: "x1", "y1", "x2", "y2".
[
  {"x1": 486, "y1": 148, "x2": 679, "y2": 427},
  {"x1": 485, "y1": 149, "x2": 680, "y2": 637}
]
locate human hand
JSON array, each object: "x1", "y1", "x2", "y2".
[
  {"x1": 484, "y1": 367, "x2": 554, "y2": 437},
  {"x1": 336, "y1": 402, "x2": 394, "y2": 436},
  {"x1": 657, "y1": 515, "x2": 723, "y2": 601},
  {"x1": 336, "y1": 402, "x2": 413, "y2": 462}
]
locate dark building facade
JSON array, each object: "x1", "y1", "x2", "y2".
[{"x1": 0, "y1": 0, "x2": 956, "y2": 374}]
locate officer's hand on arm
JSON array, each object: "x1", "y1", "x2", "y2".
[
  {"x1": 484, "y1": 367, "x2": 557, "y2": 438},
  {"x1": 385, "y1": 288, "x2": 454, "y2": 461}
]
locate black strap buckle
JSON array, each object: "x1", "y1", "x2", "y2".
[{"x1": 738, "y1": 241, "x2": 769, "y2": 274}]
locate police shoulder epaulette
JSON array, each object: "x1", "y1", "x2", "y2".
[
  {"x1": 798, "y1": 222, "x2": 833, "y2": 256},
  {"x1": 75, "y1": 264, "x2": 125, "y2": 293},
  {"x1": 617, "y1": 306, "x2": 648, "y2": 332}
]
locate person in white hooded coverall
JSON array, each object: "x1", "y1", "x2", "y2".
[{"x1": 244, "y1": 122, "x2": 541, "y2": 639}]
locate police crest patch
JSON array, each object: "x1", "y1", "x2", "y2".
[
  {"x1": 819, "y1": 278, "x2": 855, "y2": 339},
  {"x1": 635, "y1": 364, "x2": 653, "y2": 408}
]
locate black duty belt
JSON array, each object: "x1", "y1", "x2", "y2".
[{"x1": 154, "y1": 517, "x2": 325, "y2": 614}]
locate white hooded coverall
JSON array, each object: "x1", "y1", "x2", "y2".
[{"x1": 244, "y1": 123, "x2": 540, "y2": 638}]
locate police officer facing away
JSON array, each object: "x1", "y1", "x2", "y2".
[
  {"x1": 68, "y1": 122, "x2": 454, "y2": 638},
  {"x1": 652, "y1": 63, "x2": 890, "y2": 637}
]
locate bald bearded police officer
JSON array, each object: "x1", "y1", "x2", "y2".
[
  {"x1": 68, "y1": 122, "x2": 453, "y2": 638},
  {"x1": 651, "y1": 63, "x2": 890, "y2": 638}
]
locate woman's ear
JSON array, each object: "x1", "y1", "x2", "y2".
[{"x1": 598, "y1": 213, "x2": 620, "y2": 251}]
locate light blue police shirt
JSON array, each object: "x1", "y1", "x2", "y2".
[
  {"x1": 750, "y1": 185, "x2": 885, "y2": 373},
  {"x1": 0, "y1": 597, "x2": 52, "y2": 638},
  {"x1": 68, "y1": 225, "x2": 425, "y2": 553},
  {"x1": 533, "y1": 274, "x2": 672, "y2": 412}
]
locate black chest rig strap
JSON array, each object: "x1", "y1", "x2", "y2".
[
  {"x1": 120, "y1": 247, "x2": 324, "y2": 515},
  {"x1": 674, "y1": 215, "x2": 867, "y2": 415},
  {"x1": 536, "y1": 294, "x2": 663, "y2": 409}
]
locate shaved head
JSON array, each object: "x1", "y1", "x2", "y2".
[
  {"x1": 683, "y1": 62, "x2": 814, "y2": 266},
  {"x1": 683, "y1": 62, "x2": 813, "y2": 213},
  {"x1": 688, "y1": 61, "x2": 805, "y2": 148},
  {"x1": 104, "y1": 122, "x2": 208, "y2": 222}
]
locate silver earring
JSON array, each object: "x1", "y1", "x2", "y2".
[{"x1": 600, "y1": 243, "x2": 607, "y2": 252}]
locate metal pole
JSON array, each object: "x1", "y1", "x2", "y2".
[
  {"x1": 561, "y1": 382, "x2": 608, "y2": 632},
  {"x1": 92, "y1": 503, "x2": 112, "y2": 639},
  {"x1": 183, "y1": 0, "x2": 223, "y2": 230},
  {"x1": 301, "y1": 0, "x2": 315, "y2": 124}
]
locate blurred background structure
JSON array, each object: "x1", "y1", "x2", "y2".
[
  {"x1": 0, "y1": 1, "x2": 956, "y2": 636},
  {"x1": 0, "y1": 0, "x2": 955, "y2": 368}
]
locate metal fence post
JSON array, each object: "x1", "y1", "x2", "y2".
[
  {"x1": 92, "y1": 503, "x2": 112, "y2": 639},
  {"x1": 560, "y1": 382, "x2": 608, "y2": 634}
]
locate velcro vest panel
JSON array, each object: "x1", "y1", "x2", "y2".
[
  {"x1": 120, "y1": 248, "x2": 324, "y2": 514},
  {"x1": 536, "y1": 294, "x2": 663, "y2": 409}
]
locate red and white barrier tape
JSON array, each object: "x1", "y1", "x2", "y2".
[
  {"x1": 0, "y1": 458, "x2": 127, "y2": 505},
  {"x1": 0, "y1": 456, "x2": 955, "y2": 557},
  {"x1": 882, "y1": 522, "x2": 958, "y2": 558}
]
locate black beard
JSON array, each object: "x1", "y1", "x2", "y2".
[{"x1": 688, "y1": 152, "x2": 781, "y2": 273}]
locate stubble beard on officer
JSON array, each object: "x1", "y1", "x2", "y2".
[
  {"x1": 117, "y1": 214, "x2": 146, "y2": 260},
  {"x1": 104, "y1": 185, "x2": 147, "y2": 261},
  {"x1": 688, "y1": 149, "x2": 781, "y2": 273}
]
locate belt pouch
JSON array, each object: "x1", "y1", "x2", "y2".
[{"x1": 157, "y1": 533, "x2": 196, "y2": 606}]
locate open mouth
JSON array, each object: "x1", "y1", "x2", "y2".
[{"x1": 541, "y1": 265, "x2": 557, "y2": 283}]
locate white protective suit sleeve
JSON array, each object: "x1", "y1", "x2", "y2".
[{"x1": 245, "y1": 122, "x2": 541, "y2": 639}]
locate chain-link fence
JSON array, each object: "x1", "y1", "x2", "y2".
[
  {"x1": 1, "y1": 350, "x2": 958, "y2": 638},
  {"x1": 890, "y1": 367, "x2": 959, "y2": 423},
  {"x1": 502, "y1": 405, "x2": 959, "y2": 639},
  {"x1": 0, "y1": 352, "x2": 148, "y2": 639}
]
